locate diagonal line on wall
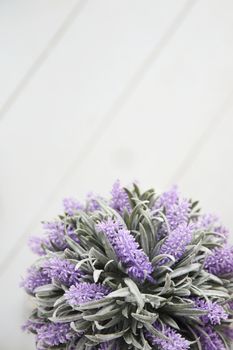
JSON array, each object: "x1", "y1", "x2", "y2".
[
  {"x1": 0, "y1": 0, "x2": 198, "y2": 275},
  {"x1": 0, "y1": 0, "x2": 88, "y2": 121}
]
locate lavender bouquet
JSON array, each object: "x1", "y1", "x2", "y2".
[{"x1": 22, "y1": 181, "x2": 233, "y2": 350}]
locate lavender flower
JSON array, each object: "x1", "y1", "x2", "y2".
[
  {"x1": 86, "y1": 192, "x2": 102, "y2": 212},
  {"x1": 154, "y1": 186, "x2": 179, "y2": 209},
  {"x1": 165, "y1": 198, "x2": 190, "y2": 231},
  {"x1": 42, "y1": 258, "x2": 82, "y2": 287},
  {"x1": 193, "y1": 298, "x2": 228, "y2": 325},
  {"x1": 197, "y1": 214, "x2": 219, "y2": 229},
  {"x1": 97, "y1": 219, "x2": 153, "y2": 282},
  {"x1": 65, "y1": 282, "x2": 110, "y2": 306},
  {"x1": 153, "y1": 186, "x2": 190, "y2": 238},
  {"x1": 63, "y1": 197, "x2": 83, "y2": 216},
  {"x1": 43, "y1": 221, "x2": 78, "y2": 250},
  {"x1": 36, "y1": 322, "x2": 74, "y2": 347},
  {"x1": 145, "y1": 322, "x2": 190, "y2": 350},
  {"x1": 159, "y1": 224, "x2": 193, "y2": 264},
  {"x1": 110, "y1": 180, "x2": 131, "y2": 214},
  {"x1": 198, "y1": 326, "x2": 225, "y2": 350},
  {"x1": 43, "y1": 221, "x2": 68, "y2": 250},
  {"x1": 21, "y1": 267, "x2": 51, "y2": 294},
  {"x1": 28, "y1": 236, "x2": 48, "y2": 256},
  {"x1": 23, "y1": 319, "x2": 45, "y2": 333},
  {"x1": 222, "y1": 326, "x2": 233, "y2": 341},
  {"x1": 195, "y1": 214, "x2": 229, "y2": 240},
  {"x1": 204, "y1": 246, "x2": 233, "y2": 275}
]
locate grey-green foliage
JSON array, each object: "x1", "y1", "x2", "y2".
[{"x1": 27, "y1": 184, "x2": 233, "y2": 349}]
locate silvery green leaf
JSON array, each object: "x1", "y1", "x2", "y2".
[
  {"x1": 65, "y1": 236, "x2": 86, "y2": 256},
  {"x1": 124, "y1": 278, "x2": 144, "y2": 311},
  {"x1": 93, "y1": 269, "x2": 103, "y2": 283},
  {"x1": 160, "y1": 314, "x2": 180, "y2": 330},
  {"x1": 131, "y1": 312, "x2": 158, "y2": 324},
  {"x1": 151, "y1": 254, "x2": 175, "y2": 266},
  {"x1": 76, "y1": 298, "x2": 113, "y2": 310},
  {"x1": 86, "y1": 329, "x2": 128, "y2": 342},
  {"x1": 144, "y1": 323, "x2": 169, "y2": 340},
  {"x1": 106, "y1": 287, "x2": 130, "y2": 299},
  {"x1": 83, "y1": 304, "x2": 120, "y2": 321}
]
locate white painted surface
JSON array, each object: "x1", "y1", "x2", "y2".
[{"x1": 0, "y1": 0, "x2": 233, "y2": 349}]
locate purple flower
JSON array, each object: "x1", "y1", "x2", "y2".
[
  {"x1": 198, "y1": 325, "x2": 225, "y2": 350},
  {"x1": 63, "y1": 197, "x2": 83, "y2": 216},
  {"x1": 159, "y1": 224, "x2": 193, "y2": 264},
  {"x1": 86, "y1": 192, "x2": 102, "y2": 212},
  {"x1": 43, "y1": 221, "x2": 68, "y2": 250},
  {"x1": 65, "y1": 282, "x2": 110, "y2": 306},
  {"x1": 21, "y1": 267, "x2": 51, "y2": 294},
  {"x1": 42, "y1": 258, "x2": 82, "y2": 287},
  {"x1": 36, "y1": 322, "x2": 74, "y2": 347},
  {"x1": 228, "y1": 300, "x2": 233, "y2": 310},
  {"x1": 204, "y1": 246, "x2": 233, "y2": 275},
  {"x1": 97, "y1": 219, "x2": 153, "y2": 282},
  {"x1": 195, "y1": 214, "x2": 229, "y2": 240},
  {"x1": 28, "y1": 236, "x2": 48, "y2": 256},
  {"x1": 165, "y1": 198, "x2": 190, "y2": 231},
  {"x1": 23, "y1": 319, "x2": 45, "y2": 333},
  {"x1": 43, "y1": 221, "x2": 78, "y2": 251},
  {"x1": 197, "y1": 214, "x2": 218, "y2": 228},
  {"x1": 193, "y1": 298, "x2": 228, "y2": 325},
  {"x1": 145, "y1": 322, "x2": 190, "y2": 350},
  {"x1": 153, "y1": 187, "x2": 190, "y2": 237},
  {"x1": 110, "y1": 180, "x2": 131, "y2": 214},
  {"x1": 222, "y1": 326, "x2": 233, "y2": 340},
  {"x1": 154, "y1": 186, "x2": 179, "y2": 209}
]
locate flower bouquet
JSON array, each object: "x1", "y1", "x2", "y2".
[{"x1": 22, "y1": 181, "x2": 233, "y2": 349}]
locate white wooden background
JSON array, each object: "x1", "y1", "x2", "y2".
[{"x1": 1, "y1": 0, "x2": 233, "y2": 348}]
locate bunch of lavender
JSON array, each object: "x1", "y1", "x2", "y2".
[{"x1": 22, "y1": 181, "x2": 233, "y2": 350}]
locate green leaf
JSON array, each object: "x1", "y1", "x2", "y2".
[{"x1": 124, "y1": 278, "x2": 144, "y2": 311}]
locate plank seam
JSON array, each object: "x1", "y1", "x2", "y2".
[
  {"x1": 0, "y1": 0, "x2": 88, "y2": 121},
  {"x1": 0, "y1": 0, "x2": 198, "y2": 275}
]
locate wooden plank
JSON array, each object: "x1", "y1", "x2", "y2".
[
  {"x1": 0, "y1": 0, "x2": 81, "y2": 109},
  {"x1": 179, "y1": 107, "x2": 233, "y2": 241},
  {"x1": 0, "y1": 0, "x2": 187, "y2": 266},
  {"x1": 34, "y1": 0, "x2": 233, "y2": 213}
]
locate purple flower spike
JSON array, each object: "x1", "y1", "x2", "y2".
[
  {"x1": 86, "y1": 192, "x2": 102, "y2": 212},
  {"x1": 97, "y1": 219, "x2": 153, "y2": 282},
  {"x1": 22, "y1": 319, "x2": 45, "y2": 333},
  {"x1": 21, "y1": 267, "x2": 51, "y2": 294},
  {"x1": 195, "y1": 213, "x2": 229, "y2": 240},
  {"x1": 63, "y1": 197, "x2": 83, "y2": 216},
  {"x1": 204, "y1": 246, "x2": 233, "y2": 276},
  {"x1": 145, "y1": 322, "x2": 190, "y2": 350},
  {"x1": 36, "y1": 322, "x2": 74, "y2": 347},
  {"x1": 43, "y1": 221, "x2": 68, "y2": 250},
  {"x1": 28, "y1": 236, "x2": 48, "y2": 256},
  {"x1": 154, "y1": 186, "x2": 179, "y2": 209},
  {"x1": 42, "y1": 257, "x2": 82, "y2": 287},
  {"x1": 153, "y1": 186, "x2": 190, "y2": 236},
  {"x1": 166, "y1": 198, "x2": 190, "y2": 231},
  {"x1": 43, "y1": 221, "x2": 79, "y2": 251},
  {"x1": 65, "y1": 282, "x2": 110, "y2": 306},
  {"x1": 110, "y1": 180, "x2": 131, "y2": 214},
  {"x1": 198, "y1": 325, "x2": 225, "y2": 350},
  {"x1": 193, "y1": 298, "x2": 228, "y2": 325},
  {"x1": 159, "y1": 224, "x2": 193, "y2": 264}
]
